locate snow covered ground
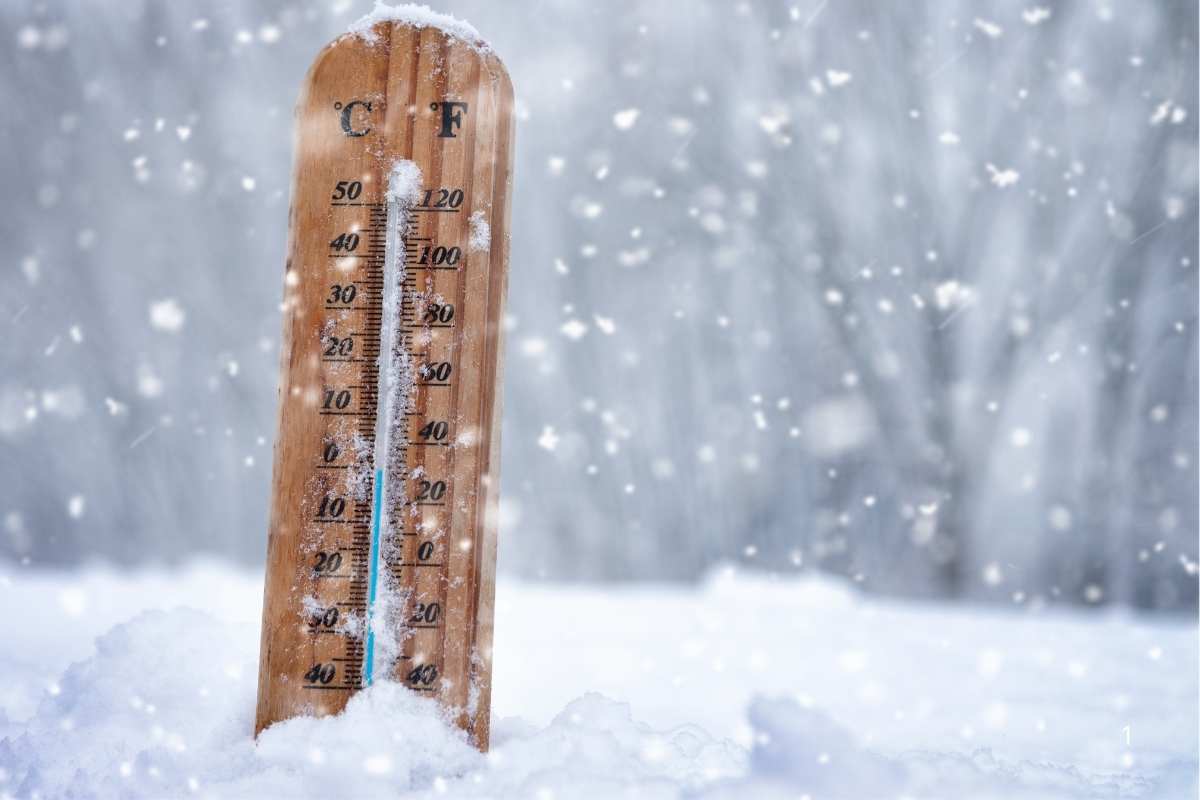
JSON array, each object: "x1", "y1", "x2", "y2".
[{"x1": 0, "y1": 562, "x2": 1195, "y2": 798}]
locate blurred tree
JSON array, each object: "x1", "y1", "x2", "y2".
[{"x1": 0, "y1": 0, "x2": 1194, "y2": 610}]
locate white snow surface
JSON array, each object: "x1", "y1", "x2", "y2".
[
  {"x1": 0, "y1": 563, "x2": 1195, "y2": 799},
  {"x1": 347, "y1": 2, "x2": 487, "y2": 51}
]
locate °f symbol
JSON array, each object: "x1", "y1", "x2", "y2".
[{"x1": 431, "y1": 101, "x2": 468, "y2": 138}]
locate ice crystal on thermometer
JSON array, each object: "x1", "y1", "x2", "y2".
[{"x1": 468, "y1": 210, "x2": 490, "y2": 251}]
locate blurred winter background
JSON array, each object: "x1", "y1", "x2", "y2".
[
  {"x1": 1, "y1": 2, "x2": 1198, "y2": 797},
  {"x1": 1, "y1": 0, "x2": 1196, "y2": 611}
]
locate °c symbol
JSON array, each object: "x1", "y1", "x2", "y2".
[{"x1": 338, "y1": 100, "x2": 372, "y2": 137}]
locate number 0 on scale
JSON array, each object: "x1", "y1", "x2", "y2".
[{"x1": 254, "y1": 16, "x2": 513, "y2": 750}]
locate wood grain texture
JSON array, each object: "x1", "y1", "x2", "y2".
[{"x1": 255, "y1": 21, "x2": 513, "y2": 750}]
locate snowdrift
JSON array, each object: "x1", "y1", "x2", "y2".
[{"x1": 0, "y1": 565, "x2": 1194, "y2": 798}]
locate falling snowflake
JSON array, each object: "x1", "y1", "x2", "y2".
[
  {"x1": 825, "y1": 69, "x2": 852, "y2": 87},
  {"x1": 985, "y1": 163, "x2": 1020, "y2": 187},
  {"x1": 1022, "y1": 7, "x2": 1052, "y2": 25},
  {"x1": 149, "y1": 299, "x2": 186, "y2": 332},
  {"x1": 973, "y1": 18, "x2": 1004, "y2": 38},
  {"x1": 67, "y1": 495, "x2": 86, "y2": 519},
  {"x1": 560, "y1": 319, "x2": 588, "y2": 340},
  {"x1": 612, "y1": 108, "x2": 640, "y2": 130},
  {"x1": 137, "y1": 364, "x2": 164, "y2": 398},
  {"x1": 537, "y1": 426, "x2": 560, "y2": 452},
  {"x1": 934, "y1": 280, "x2": 973, "y2": 310}
]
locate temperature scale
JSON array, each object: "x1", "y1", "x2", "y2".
[{"x1": 255, "y1": 15, "x2": 513, "y2": 750}]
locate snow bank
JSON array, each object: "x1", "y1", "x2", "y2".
[
  {"x1": 701, "y1": 696, "x2": 1196, "y2": 800},
  {"x1": 347, "y1": 2, "x2": 488, "y2": 51},
  {"x1": 0, "y1": 565, "x2": 1195, "y2": 798},
  {"x1": 0, "y1": 609, "x2": 740, "y2": 798}
]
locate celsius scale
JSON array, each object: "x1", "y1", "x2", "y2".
[{"x1": 255, "y1": 13, "x2": 513, "y2": 750}]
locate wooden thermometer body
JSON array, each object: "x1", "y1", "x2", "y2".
[{"x1": 255, "y1": 19, "x2": 513, "y2": 749}]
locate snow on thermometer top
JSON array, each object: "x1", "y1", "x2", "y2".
[{"x1": 255, "y1": 6, "x2": 513, "y2": 750}]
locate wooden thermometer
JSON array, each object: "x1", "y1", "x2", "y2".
[{"x1": 255, "y1": 13, "x2": 513, "y2": 750}]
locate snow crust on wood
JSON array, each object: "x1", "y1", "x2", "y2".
[
  {"x1": 386, "y1": 159, "x2": 423, "y2": 207},
  {"x1": 348, "y1": 2, "x2": 489, "y2": 51},
  {"x1": 366, "y1": 159, "x2": 424, "y2": 678},
  {"x1": 468, "y1": 209, "x2": 490, "y2": 252}
]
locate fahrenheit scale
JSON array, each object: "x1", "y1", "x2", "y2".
[{"x1": 255, "y1": 15, "x2": 513, "y2": 750}]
